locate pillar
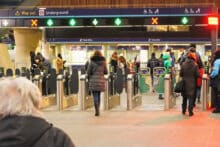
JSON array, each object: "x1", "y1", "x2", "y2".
[
  {"x1": 0, "y1": 43, "x2": 14, "y2": 69},
  {"x1": 14, "y1": 28, "x2": 42, "y2": 69}
]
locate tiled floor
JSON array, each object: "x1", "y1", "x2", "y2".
[{"x1": 43, "y1": 94, "x2": 220, "y2": 147}]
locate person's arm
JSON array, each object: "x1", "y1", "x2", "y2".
[{"x1": 210, "y1": 60, "x2": 220, "y2": 78}]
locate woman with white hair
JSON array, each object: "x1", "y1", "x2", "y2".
[{"x1": 0, "y1": 77, "x2": 75, "y2": 147}]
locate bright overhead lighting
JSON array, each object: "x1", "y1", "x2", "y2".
[{"x1": 2, "y1": 20, "x2": 8, "y2": 27}]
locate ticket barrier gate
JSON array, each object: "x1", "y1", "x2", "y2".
[
  {"x1": 79, "y1": 74, "x2": 94, "y2": 110},
  {"x1": 104, "y1": 73, "x2": 120, "y2": 110},
  {"x1": 56, "y1": 68, "x2": 79, "y2": 110},
  {"x1": 164, "y1": 74, "x2": 175, "y2": 110},
  {"x1": 139, "y1": 68, "x2": 151, "y2": 93},
  {"x1": 201, "y1": 74, "x2": 210, "y2": 110},
  {"x1": 33, "y1": 69, "x2": 57, "y2": 109},
  {"x1": 127, "y1": 74, "x2": 142, "y2": 110}
]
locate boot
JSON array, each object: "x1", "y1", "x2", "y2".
[
  {"x1": 182, "y1": 104, "x2": 186, "y2": 115},
  {"x1": 94, "y1": 103, "x2": 100, "y2": 116},
  {"x1": 188, "y1": 107, "x2": 194, "y2": 117}
]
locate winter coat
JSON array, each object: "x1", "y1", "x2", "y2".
[
  {"x1": 147, "y1": 57, "x2": 160, "y2": 74},
  {"x1": 210, "y1": 58, "x2": 220, "y2": 78},
  {"x1": 180, "y1": 58, "x2": 199, "y2": 97},
  {"x1": 56, "y1": 57, "x2": 64, "y2": 73},
  {"x1": 197, "y1": 68, "x2": 204, "y2": 87},
  {"x1": 87, "y1": 55, "x2": 108, "y2": 91},
  {"x1": 0, "y1": 115, "x2": 75, "y2": 147},
  {"x1": 162, "y1": 54, "x2": 172, "y2": 74}
]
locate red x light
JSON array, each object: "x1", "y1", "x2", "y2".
[{"x1": 208, "y1": 16, "x2": 218, "y2": 25}]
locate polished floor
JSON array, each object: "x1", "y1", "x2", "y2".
[{"x1": 43, "y1": 93, "x2": 220, "y2": 147}]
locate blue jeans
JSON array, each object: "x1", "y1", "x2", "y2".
[
  {"x1": 196, "y1": 87, "x2": 201, "y2": 100},
  {"x1": 92, "y1": 91, "x2": 101, "y2": 105}
]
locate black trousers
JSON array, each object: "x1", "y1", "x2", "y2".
[
  {"x1": 182, "y1": 95, "x2": 194, "y2": 113},
  {"x1": 212, "y1": 87, "x2": 220, "y2": 110}
]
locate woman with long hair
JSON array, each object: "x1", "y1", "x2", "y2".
[{"x1": 87, "y1": 50, "x2": 108, "y2": 116}]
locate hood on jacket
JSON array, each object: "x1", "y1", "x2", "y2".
[
  {"x1": 91, "y1": 56, "x2": 106, "y2": 65},
  {"x1": 0, "y1": 115, "x2": 52, "y2": 147},
  {"x1": 162, "y1": 54, "x2": 170, "y2": 60}
]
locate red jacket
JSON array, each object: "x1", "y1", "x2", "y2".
[{"x1": 197, "y1": 68, "x2": 204, "y2": 87}]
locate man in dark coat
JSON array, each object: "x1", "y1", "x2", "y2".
[
  {"x1": 180, "y1": 52, "x2": 199, "y2": 116},
  {"x1": 0, "y1": 77, "x2": 75, "y2": 147},
  {"x1": 147, "y1": 52, "x2": 160, "y2": 89}
]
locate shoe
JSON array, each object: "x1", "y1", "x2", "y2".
[
  {"x1": 159, "y1": 97, "x2": 164, "y2": 100},
  {"x1": 182, "y1": 111, "x2": 186, "y2": 115},
  {"x1": 212, "y1": 109, "x2": 220, "y2": 113},
  {"x1": 189, "y1": 112, "x2": 194, "y2": 117}
]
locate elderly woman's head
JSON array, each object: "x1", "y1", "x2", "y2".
[{"x1": 0, "y1": 77, "x2": 42, "y2": 118}]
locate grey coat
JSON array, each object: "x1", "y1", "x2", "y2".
[
  {"x1": 87, "y1": 56, "x2": 108, "y2": 91},
  {"x1": 180, "y1": 58, "x2": 199, "y2": 97}
]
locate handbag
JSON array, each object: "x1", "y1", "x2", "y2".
[{"x1": 174, "y1": 79, "x2": 184, "y2": 93}]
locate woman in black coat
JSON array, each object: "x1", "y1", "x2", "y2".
[
  {"x1": 87, "y1": 50, "x2": 108, "y2": 116},
  {"x1": 180, "y1": 52, "x2": 199, "y2": 116},
  {"x1": 0, "y1": 77, "x2": 75, "y2": 147}
]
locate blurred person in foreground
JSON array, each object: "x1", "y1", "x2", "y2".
[{"x1": 0, "y1": 77, "x2": 75, "y2": 147}]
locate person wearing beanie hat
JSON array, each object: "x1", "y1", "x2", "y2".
[{"x1": 180, "y1": 52, "x2": 199, "y2": 116}]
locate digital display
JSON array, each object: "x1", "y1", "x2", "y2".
[{"x1": 0, "y1": 16, "x2": 208, "y2": 27}]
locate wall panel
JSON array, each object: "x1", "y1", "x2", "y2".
[{"x1": 39, "y1": 0, "x2": 219, "y2": 8}]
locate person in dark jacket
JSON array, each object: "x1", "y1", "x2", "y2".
[
  {"x1": 210, "y1": 49, "x2": 220, "y2": 113},
  {"x1": 110, "y1": 51, "x2": 118, "y2": 73},
  {"x1": 0, "y1": 77, "x2": 75, "y2": 147},
  {"x1": 180, "y1": 52, "x2": 199, "y2": 116},
  {"x1": 87, "y1": 50, "x2": 108, "y2": 116},
  {"x1": 147, "y1": 52, "x2": 160, "y2": 91}
]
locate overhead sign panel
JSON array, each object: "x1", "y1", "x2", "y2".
[{"x1": 0, "y1": 7, "x2": 212, "y2": 18}]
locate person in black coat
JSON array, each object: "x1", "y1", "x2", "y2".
[
  {"x1": 0, "y1": 77, "x2": 75, "y2": 147},
  {"x1": 180, "y1": 52, "x2": 199, "y2": 116}
]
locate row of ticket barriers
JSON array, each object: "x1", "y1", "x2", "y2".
[{"x1": 0, "y1": 67, "x2": 211, "y2": 111}]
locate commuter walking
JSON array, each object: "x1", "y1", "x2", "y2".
[
  {"x1": 180, "y1": 52, "x2": 199, "y2": 116},
  {"x1": 30, "y1": 51, "x2": 37, "y2": 76},
  {"x1": 0, "y1": 77, "x2": 75, "y2": 147},
  {"x1": 147, "y1": 52, "x2": 160, "y2": 91},
  {"x1": 134, "y1": 54, "x2": 140, "y2": 73},
  {"x1": 210, "y1": 49, "x2": 220, "y2": 113},
  {"x1": 110, "y1": 51, "x2": 118, "y2": 73},
  {"x1": 118, "y1": 55, "x2": 128, "y2": 87},
  {"x1": 87, "y1": 50, "x2": 108, "y2": 116},
  {"x1": 56, "y1": 53, "x2": 65, "y2": 74}
]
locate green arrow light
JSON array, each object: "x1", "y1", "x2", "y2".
[
  {"x1": 92, "y1": 18, "x2": 98, "y2": 26},
  {"x1": 69, "y1": 18, "x2": 77, "y2": 26},
  {"x1": 181, "y1": 17, "x2": 189, "y2": 25},
  {"x1": 114, "y1": 18, "x2": 122, "y2": 26},
  {"x1": 46, "y1": 19, "x2": 54, "y2": 26}
]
